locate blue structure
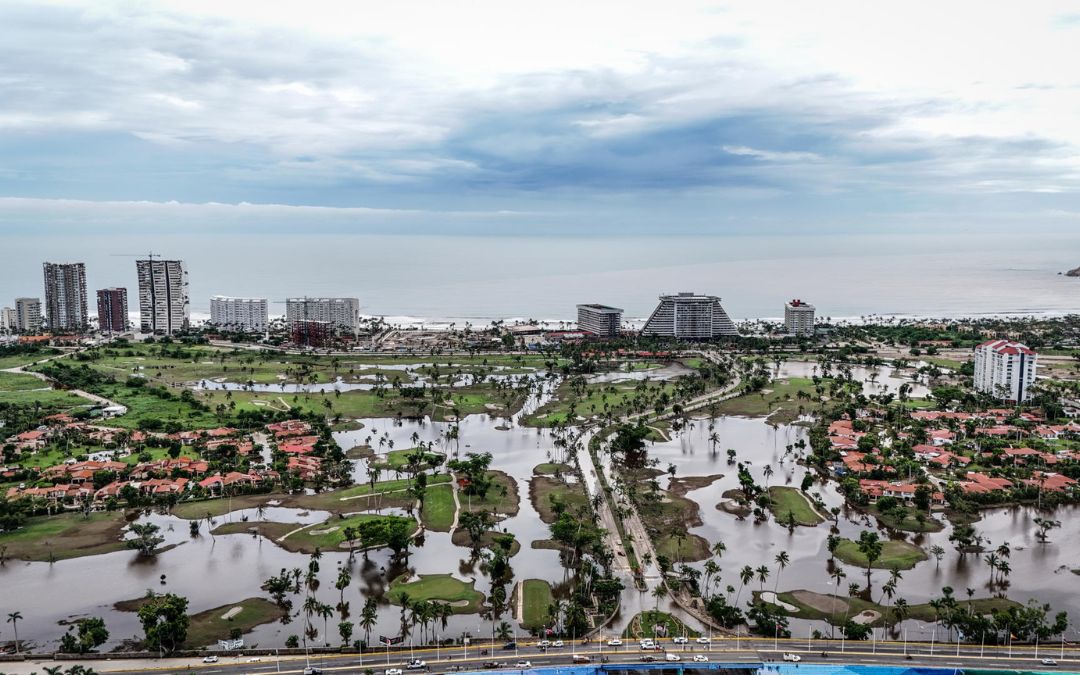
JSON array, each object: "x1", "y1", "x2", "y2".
[{"x1": 458, "y1": 664, "x2": 1066, "y2": 675}]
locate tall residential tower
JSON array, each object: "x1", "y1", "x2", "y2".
[
  {"x1": 136, "y1": 258, "x2": 189, "y2": 334},
  {"x1": 974, "y1": 339, "x2": 1037, "y2": 402},
  {"x1": 210, "y1": 296, "x2": 269, "y2": 333},
  {"x1": 285, "y1": 297, "x2": 360, "y2": 335},
  {"x1": 43, "y1": 262, "x2": 88, "y2": 332},
  {"x1": 97, "y1": 288, "x2": 129, "y2": 334},
  {"x1": 14, "y1": 297, "x2": 42, "y2": 333},
  {"x1": 576, "y1": 304, "x2": 623, "y2": 338},
  {"x1": 784, "y1": 299, "x2": 816, "y2": 337}
]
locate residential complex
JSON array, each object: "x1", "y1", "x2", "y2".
[
  {"x1": 14, "y1": 297, "x2": 43, "y2": 333},
  {"x1": 96, "y1": 288, "x2": 129, "y2": 334},
  {"x1": 974, "y1": 339, "x2": 1038, "y2": 402},
  {"x1": 576, "y1": 304, "x2": 623, "y2": 338},
  {"x1": 784, "y1": 298, "x2": 816, "y2": 337},
  {"x1": 209, "y1": 296, "x2": 269, "y2": 333},
  {"x1": 285, "y1": 297, "x2": 360, "y2": 335},
  {"x1": 136, "y1": 258, "x2": 189, "y2": 335},
  {"x1": 42, "y1": 262, "x2": 89, "y2": 332},
  {"x1": 640, "y1": 292, "x2": 737, "y2": 339}
]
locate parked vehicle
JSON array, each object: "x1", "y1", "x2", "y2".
[
  {"x1": 304, "y1": 668, "x2": 323, "y2": 675},
  {"x1": 202, "y1": 656, "x2": 219, "y2": 664},
  {"x1": 552, "y1": 640, "x2": 565, "y2": 648},
  {"x1": 607, "y1": 638, "x2": 623, "y2": 647},
  {"x1": 695, "y1": 637, "x2": 711, "y2": 644},
  {"x1": 783, "y1": 653, "x2": 802, "y2": 662},
  {"x1": 502, "y1": 642, "x2": 517, "y2": 650},
  {"x1": 693, "y1": 655, "x2": 709, "y2": 662},
  {"x1": 572, "y1": 655, "x2": 592, "y2": 664},
  {"x1": 1041, "y1": 658, "x2": 1058, "y2": 667},
  {"x1": 385, "y1": 669, "x2": 403, "y2": 675},
  {"x1": 515, "y1": 661, "x2": 532, "y2": 668},
  {"x1": 406, "y1": 659, "x2": 426, "y2": 670},
  {"x1": 640, "y1": 655, "x2": 657, "y2": 662},
  {"x1": 672, "y1": 636, "x2": 689, "y2": 644},
  {"x1": 665, "y1": 653, "x2": 682, "y2": 662}
]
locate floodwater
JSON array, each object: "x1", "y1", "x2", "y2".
[
  {"x1": 3, "y1": 360, "x2": 1076, "y2": 651},
  {"x1": 774, "y1": 361, "x2": 932, "y2": 399}
]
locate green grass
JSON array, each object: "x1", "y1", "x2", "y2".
[
  {"x1": 0, "y1": 511, "x2": 129, "y2": 561},
  {"x1": 530, "y1": 475, "x2": 589, "y2": 523},
  {"x1": 622, "y1": 610, "x2": 699, "y2": 639},
  {"x1": 759, "y1": 589, "x2": 1019, "y2": 627},
  {"x1": 0, "y1": 386, "x2": 89, "y2": 410},
  {"x1": 294, "y1": 474, "x2": 451, "y2": 512},
  {"x1": 767, "y1": 486, "x2": 824, "y2": 527},
  {"x1": 523, "y1": 380, "x2": 651, "y2": 427},
  {"x1": 520, "y1": 579, "x2": 554, "y2": 630},
  {"x1": 0, "y1": 372, "x2": 53, "y2": 391},
  {"x1": 373, "y1": 448, "x2": 445, "y2": 470},
  {"x1": 834, "y1": 537, "x2": 927, "y2": 570},
  {"x1": 710, "y1": 377, "x2": 828, "y2": 423},
  {"x1": 421, "y1": 484, "x2": 456, "y2": 532},
  {"x1": 869, "y1": 504, "x2": 944, "y2": 533},
  {"x1": 214, "y1": 512, "x2": 416, "y2": 554},
  {"x1": 459, "y1": 470, "x2": 519, "y2": 517},
  {"x1": 170, "y1": 494, "x2": 273, "y2": 520},
  {"x1": 185, "y1": 597, "x2": 287, "y2": 648},
  {"x1": 387, "y1": 573, "x2": 484, "y2": 614},
  {"x1": 532, "y1": 462, "x2": 573, "y2": 476}
]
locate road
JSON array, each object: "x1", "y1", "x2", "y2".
[{"x1": 6, "y1": 637, "x2": 1079, "y2": 675}]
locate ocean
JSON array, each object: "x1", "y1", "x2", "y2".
[{"x1": 2, "y1": 231, "x2": 1079, "y2": 325}]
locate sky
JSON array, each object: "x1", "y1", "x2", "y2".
[{"x1": 1, "y1": 0, "x2": 1080, "y2": 235}]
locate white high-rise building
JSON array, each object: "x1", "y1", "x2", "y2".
[
  {"x1": 0, "y1": 307, "x2": 17, "y2": 333},
  {"x1": 974, "y1": 339, "x2": 1037, "y2": 402},
  {"x1": 784, "y1": 299, "x2": 816, "y2": 337},
  {"x1": 641, "y1": 292, "x2": 737, "y2": 339},
  {"x1": 576, "y1": 304, "x2": 623, "y2": 338},
  {"x1": 285, "y1": 297, "x2": 360, "y2": 335},
  {"x1": 136, "y1": 258, "x2": 189, "y2": 335},
  {"x1": 14, "y1": 297, "x2": 43, "y2": 333},
  {"x1": 43, "y1": 262, "x2": 89, "y2": 332},
  {"x1": 210, "y1": 296, "x2": 269, "y2": 333}
]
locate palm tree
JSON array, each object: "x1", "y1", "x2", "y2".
[
  {"x1": 652, "y1": 585, "x2": 668, "y2": 611},
  {"x1": 773, "y1": 551, "x2": 790, "y2": 593},
  {"x1": 359, "y1": 598, "x2": 378, "y2": 644},
  {"x1": 6, "y1": 611, "x2": 22, "y2": 654},
  {"x1": 755, "y1": 565, "x2": 770, "y2": 591},
  {"x1": 735, "y1": 565, "x2": 754, "y2": 606}
]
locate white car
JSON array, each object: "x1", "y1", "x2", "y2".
[
  {"x1": 665, "y1": 653, "x2": 682, "y2": 662},
  {"x1": 1041, "y1": 658, "x2": 1058, "y2": 667},
  {"x1": 386, "y1": 669, "x2": 404, "y2": 675},
  {"x1": 246, "y1": 657, "x2": 262, "y2": 663},
  {"x1": 537, "y1": 640, "x2": 552, "y2": 648},
  {"x1": 695, "y1": 637, "x2": 711, "y2": 644},
  {"x1": 406, "y1": 659, "x2": 426, "y2": 670},
  {"x1": 639, "y1": 640, "x2": 655, "y2": 650},
  {"x1": 552, "y1": 640, "x2": 564, "y2": 648},
  {"x1": 783, "y1": 653, "x2": 802, "y2": 662},
  {"x1": 515, "y1": 661, "x2": 532, "y2": 668},
  {"x1": 693, "y1": 655, "x2": 709, "y2": 663},
  {"x1": 202, "y1": 656, "x2": 219, "y2": 663},
  {"x1": 672, "y1": 636, "x2": 689, "y2": 644},
  {"x1": 607, "y1": 638, "x2": 623, "y2": 646}
]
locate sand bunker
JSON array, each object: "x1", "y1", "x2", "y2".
[{"x1": 759, "y1": 592, "x2": 798, "y2": 612}]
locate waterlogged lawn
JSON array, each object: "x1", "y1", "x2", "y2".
[
  {"x1": 421, "y1": 484, "x2": 456, "y2": 532},
  {"x1": 520, "y1": 579, "x2": 554, "y2": 630},
  {"x1": 387, "y1": 573, "x2": 484, "y2": 613}
]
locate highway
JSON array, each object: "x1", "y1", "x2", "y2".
[{"x1": 6, "y1": 636, "x2": 1079, "y2": 675}]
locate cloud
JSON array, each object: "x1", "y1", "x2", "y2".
[{"x1": 0, "y1": 0, "x2": 1077, "y2": 225}]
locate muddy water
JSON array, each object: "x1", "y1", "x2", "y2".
[
  {"x1": 641, "y1": 415, "x2": 1080, "y2": 640},
  {"x1": 774, "y1": 361, "x2": 932, "y2": 399}
]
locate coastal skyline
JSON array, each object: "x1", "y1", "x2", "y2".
[{"x1": 2, "y1": 1, "x2": 1080, "y2": 240}]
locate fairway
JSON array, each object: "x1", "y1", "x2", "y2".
[
  {"x1": 834, "y1": 537, "x2": 928, "y2": 570},
  {"x1": 387, "y1": 573, "x2": 484, "y2": 613},
  {"x1": 767, "y1": 486, "x2": 824, "y2": 526},
  {"x1": 520, "y1": 579, "x2": 554, "y2": 630},
  {"x1": 422, "y1": 484, "x2": 457, "y2": 532}
]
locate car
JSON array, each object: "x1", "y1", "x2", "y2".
[
  {"x1": 639, "y1": 640, "x2": 657, "y2": 650},
  {"x1": 202, "y1": 656, "x2": 219, "y2": 664},
  {"x1": 693, "y1": 655, "x2": 709, "y2": 663},
  {"x1": 695, "y1": 637, "x2": 711, "y2": 644},
  {"x1": 665, "y1": 653, "x2": 682, "y2": 662},
  {"x1": 672, "y1": 636, "x2": 689, "y2": 644},
  {"x1": 386, "y1": 668, "x2": 404, "y2": 675},
  {"x1": 303, "y1": 669, "x2": 323, "y2": 675},
  {"x1": 482, "y1": 662, "x2": 501, "y2": 669},
  {"x1": 406, "y1": 659, "x2": 426, "y2": 670},
  {"x1": 607, "y1": 638, "x2": 623, "y2": 647},
  {"x1": 246, "y1": 657, "x2": 262, "y2": 663},
  {"x1": 640, "y1": 655, "x2": 657, "y2": 663},
  {"x1": 1041, "y1": 658, "x2": 1058, "y2": 667},
  {"x1": 537, "y1": 640, "x2": 552, "y2": 648},
  {"x1": 502, "y1": 641, "x2": 517, "y2": 650},
  {"x1": 572, "y1": 655, "x2": 592, "y2": 664},
  {"x1": 552, "y1": 640, "x2": 564, "y2": 648},
  {"x1": 783, "y1": 654, "x2": 802, "y2": 662},
  {"x1": 515, "y1": 661, "x2": 532, "y2": 668}
]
